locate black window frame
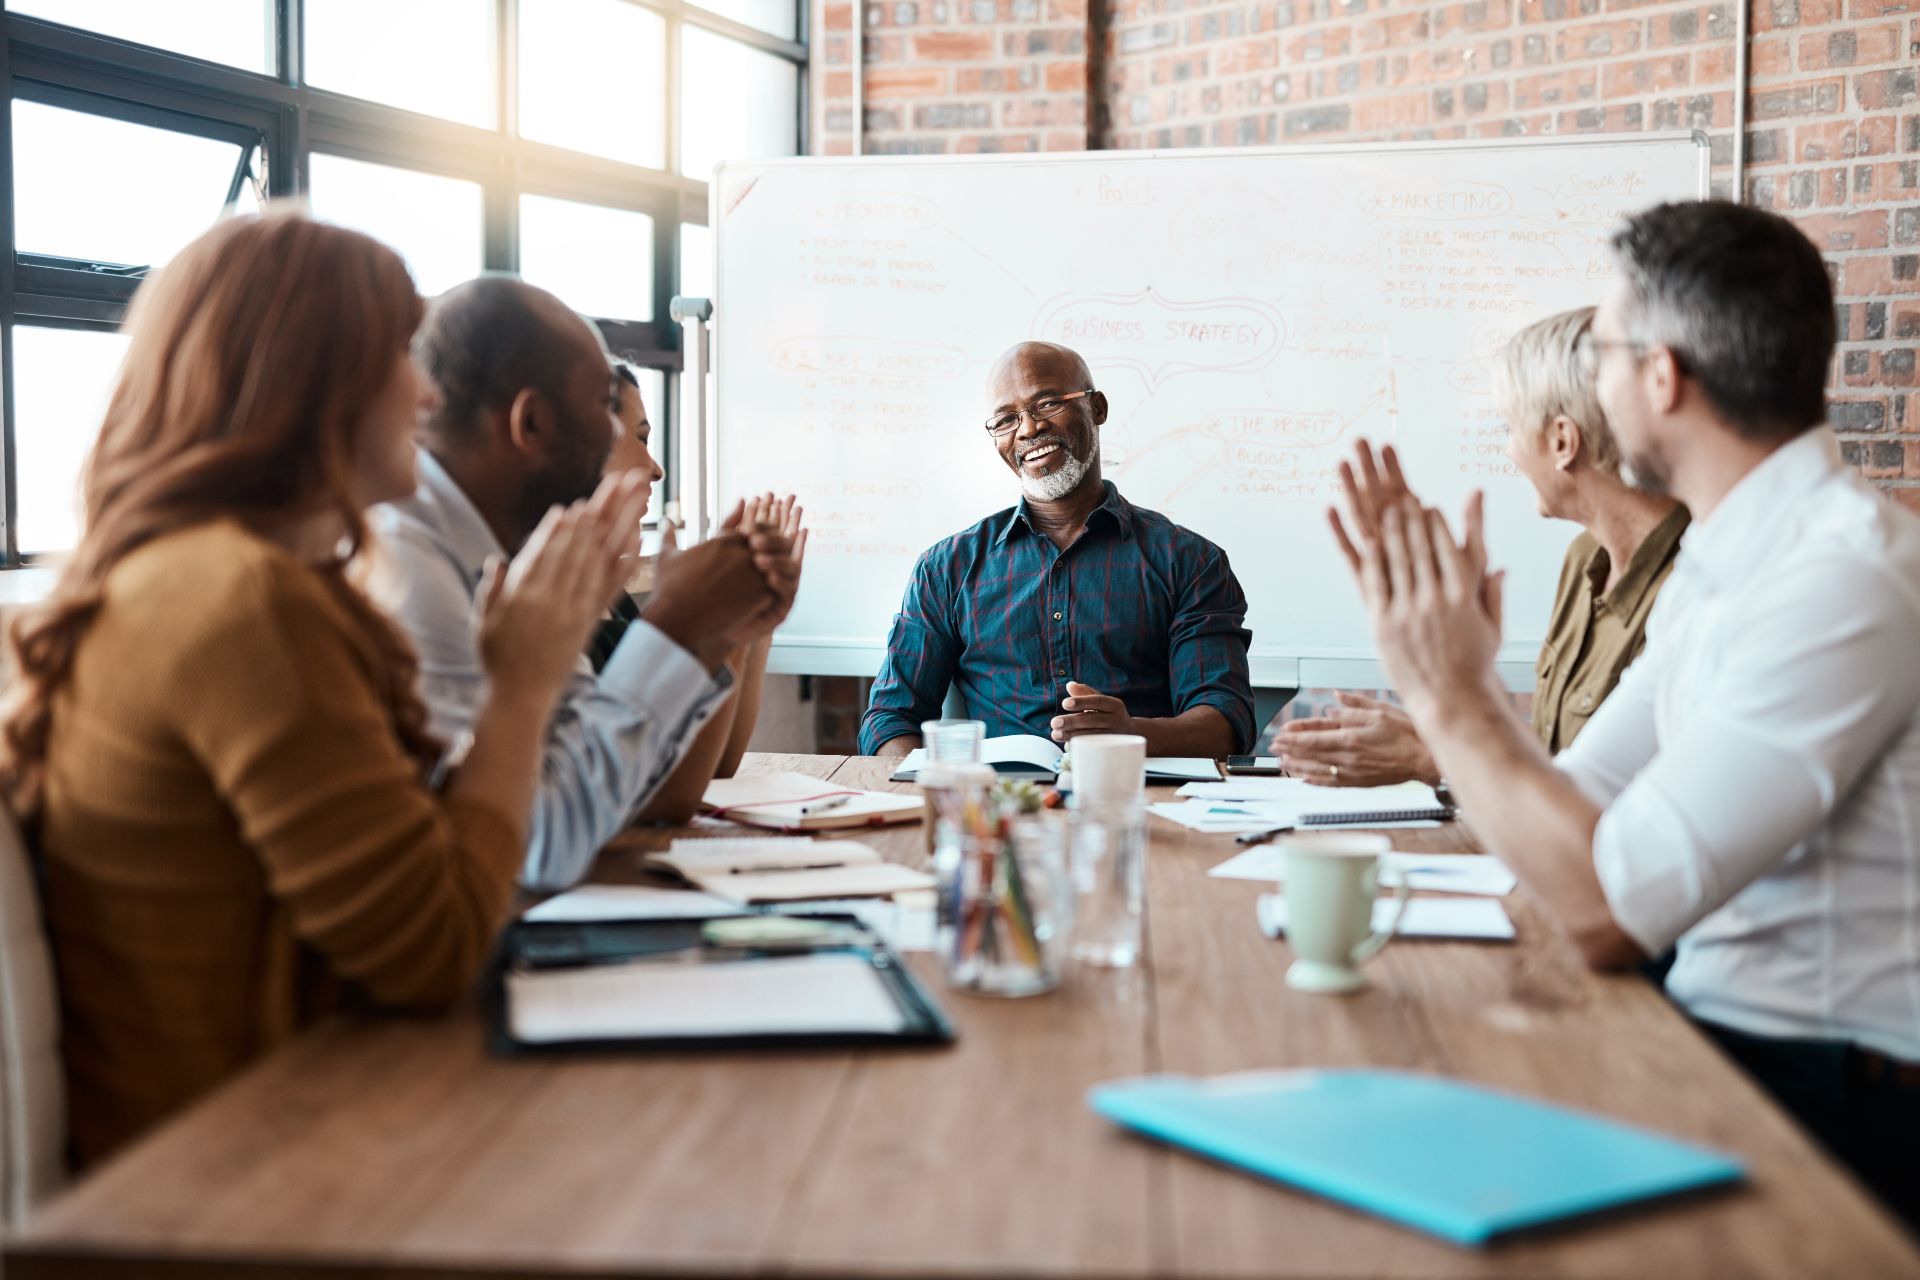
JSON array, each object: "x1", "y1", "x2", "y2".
[{"x1": 0, "y1": 0, "x2": 805, "y2": 565}]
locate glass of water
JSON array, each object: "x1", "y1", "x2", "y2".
[
  {"x1": 921, "y1": 718, "x2": 985, "y2": 765},
  {"x1": 1069, "y1": 796, "x2": 1145, "y2": 968}
]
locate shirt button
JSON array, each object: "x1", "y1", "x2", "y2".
[
  {"x1": 1579, "y1": 695, "x2": 1593, "y2": 711},
  {"x1": 1053, "y1": 612, "x2": 1062, "y2": 620},
  {"x1": 1056, "y1": 667, "x2": 1065, "y2": 676}
]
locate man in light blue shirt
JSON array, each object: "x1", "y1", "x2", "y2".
[{"x1": 373, "y1": 277, "x2": 797, "y2": 890}]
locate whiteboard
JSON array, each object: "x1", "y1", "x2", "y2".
[{"x1": 711, "y1": 134, "x2": 1709, "y2": 688}]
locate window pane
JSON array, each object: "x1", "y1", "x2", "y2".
[
  {"x1": 12, "y1": 0, "x2": 274, "y2": 73},
  {"x1": 13, "y1": 327, "x2": 131, "y2": 557},
  {"x1": 680, "y1": 223, "x2": 714, "y2": 300},
  {"x1": 305, "y1": 0, "x2": 493, "y2": 128},
  {"x1": 519, "y1": 195, "x2": 655, "y2": 322},
  {"x1": 11, "y1": 101, "x2": 246, "y2": 270},
  {"x1": 680, "y1": 29, "x2": 799, "y2": 180},
  {"x1": 307, "y1": 154, "x2": 485, "y2": 298},
  {"x1": 688, "y1": 0, "x2": 797, "y2": 42},
  {"x1": 519, "y1": 0, "x2": 666, "y2": 169}
]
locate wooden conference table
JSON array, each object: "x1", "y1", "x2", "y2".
[{"x1": 9, "y1": 753, "x2": 1918, "y2": 1280}]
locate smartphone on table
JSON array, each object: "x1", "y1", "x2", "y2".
[{"x1": 1225, "y1": 756, "x2": 1285, "y2": 777}]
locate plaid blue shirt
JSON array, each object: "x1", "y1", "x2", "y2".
[{"x1": 860, "y1": 482, "x2": 1255, "y2": 754}]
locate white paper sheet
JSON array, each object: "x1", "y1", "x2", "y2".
[
  {"x1": 1142, "y1": 757, "x2": 1226, "y2": 782},
  {"x1": 1211, "y1": 848, "x2": 1517, "y2": 896},
  {"x1": 506, "y1": 952, "x2": 910, "y2": 1043},
  {"x1": 522, "y1": 886, "x2": 745, "y2": 923},
  {"x1": 1257, "y1": 893, "x2": 1516, "y2": 940}
]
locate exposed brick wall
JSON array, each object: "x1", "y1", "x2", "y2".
[
  {"x1": 813, "y1": 0, "x2": 1920, "y2": 504},
  {"x1": 813, "y1": 0, "x2": 1094, "y2": 153}
]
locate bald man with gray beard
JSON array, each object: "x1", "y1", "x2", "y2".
[{"x1": 860, "y1": 341, "x2": 1255, "y2": 759}]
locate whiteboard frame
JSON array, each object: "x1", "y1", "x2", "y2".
[{"x1": 716, "y1": 131, "x2": 1712, "y2": 692}]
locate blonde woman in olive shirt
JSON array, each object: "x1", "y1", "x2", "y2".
[{"x1": 1277, "y1": 307, "x2": 1686, "y2": 785}]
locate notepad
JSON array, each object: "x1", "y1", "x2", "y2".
[
  {"x1": 507, "y1": 951, "x2": 911, "y2": 1044},
  {"x1": 648, "y1": 837, "x2": 935, "y2": 904},
  {"x1": 1089, "y1": 1070, "x2": 1745, "y2": 1246},
  {"x1": 702, "y1": 771, "x2": 925, "y2": 831},
  {"x1": 890, "y1": 735, "x2": 1219, "y2": 785},
  {"x1": 1177, "y1": 778, "x2": 1445, "y2": 809}
]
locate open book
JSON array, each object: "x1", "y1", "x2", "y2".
[
  {"x1": 648, "y1": 837, "x2": 935, "y2": 904},
  {"x1": 889, "y1": 734, "x2": 1221, "y2": 786},
  {"x1": 702, "y1": 771, "x2": 925, "y2": 832}
]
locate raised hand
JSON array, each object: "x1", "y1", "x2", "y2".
[{"x1": 1351, "y1": 497, "x2": 1507, "y2": 725}]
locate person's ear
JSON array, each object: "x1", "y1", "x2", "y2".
[
  {"x1": 505, "y1": 387, "x2": 548, "y2": 458},
  {"x1": 1088, "y1": 391, "x2": 1109, "y2": 428},
  {"x1": 1547, "y1": 414, "x2": 1582, "y2": 472},
  {"x1": 1644, "y1": 346, "x2": 1683, "y2": 416}
]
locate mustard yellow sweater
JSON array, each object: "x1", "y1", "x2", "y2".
[{"x1": 33, "y1": 521, "x2": 521, "y2": 1166}]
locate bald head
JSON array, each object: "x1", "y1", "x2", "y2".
[
  {"x1": 988, "y1": 341, "x2": 1093, "y2": 400},
  {"x1": 414, "y1": 275, "x2": 605, "y2": 449}
]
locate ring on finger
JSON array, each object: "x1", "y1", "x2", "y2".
[{"x1": 1330, "y1": 764, "x2": 1340, "y2": 780}]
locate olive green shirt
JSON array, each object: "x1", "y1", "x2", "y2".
[{"x1": 1532, "y1": 504, "x2": 1691, "y2": 755}]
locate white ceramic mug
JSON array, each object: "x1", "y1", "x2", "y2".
[
  {"x1": 1069, "y1": 734, "x2": 1147, "y2": 804},
  {"x1": 1278, "y1": 834, "x2": 1411, "y2": 994}
]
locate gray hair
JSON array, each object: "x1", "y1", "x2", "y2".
[
  {"x1": 1609, "y1": 201, "x2": 1833, "y2": 441},
  {"x1": 1491, "y1": 307, "x2": 1618, "y2": 476}
]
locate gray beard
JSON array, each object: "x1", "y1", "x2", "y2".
[
  {"x1": 1021, "y1": 447, "x2": 1093, "y2": 501},
  {"x1": 1621, "y1": 448, "x2": 1672, "y2": 498}
]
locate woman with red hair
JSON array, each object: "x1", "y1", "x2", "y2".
[{"x1": 0, "y1": 209, "x2": 648, "y2": 1167}]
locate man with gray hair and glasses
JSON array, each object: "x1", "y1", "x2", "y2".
[
  {"x1": 1328, "y1": 201, "x2": 1919, "y2": 1227},
  {"x1": 860, "y1": 340, "x2": 1255, "y2": 759}
]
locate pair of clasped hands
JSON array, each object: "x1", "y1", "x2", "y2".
[
  {"x1": 1277, "y1": 441, "x2": 1506, "y2": 787},
  {"x1": 472, "y1": 471, "x2": 807, "y2": 718}
]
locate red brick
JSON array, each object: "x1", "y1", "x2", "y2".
[
  {"x1": 1845, "y1": 252, "x2": 1920, "y2": 293},
  {"x1": 1751, "y1": 0, "x2": 1843, "y2": 28},
  {"x1": 1751, "y1": 76, "x2": 1849, "y2": 118},
  {"x1": 1217, "y1": 37, "x2": 1279, "y2": 74},
  {"x1": 864, "y1": 66, "x2": 951, "y2": 97},
  {"x1": 823, "y1": 70, "x2": 853, "y2": 99},
  {"x1": 1356, "y1": 10, "x2": 1430, "y2": 50},
  {"x1": 1284, "y1": 26, "x2": 1352, "y2": 61},
  {"x1": 1513, "y1": 68, "x2": 1597, "y2": 109},
  {"x1": 913, "y1": 31, "x2": 994, "y2": 60},
  {"x1": 1048, "y1": 0, "x2": 1087, "y2": 19},
  {"x1": 1800, "y1": 23, "x2": 1905, "y2": 68},
  {"x1": 821, "y1": 2, "x2": 852, "y2": 29},
  {"x1": 1354, "y1": 91, "x2": 1431, "y2": 132},
  {"x1": 1857, "y1": 68, "x2": 1920, "y2": 111},
  {"x1": 1555, "y1": 19, "x2": 1642, "y2": 58},
  {"x1": 1850, "y1": 0, "x2": 1920, "y2": 15},
  {"x1": 1430, "y1": 0, "x2": 1512, "y2": 36},
  {"x1": 1044, "y1": 60, "x2": 1086, "y2": 92},
  {"x1": 1796, "y1": 116, "x2": 1900, "y2": 161},
  {"x1": 1601, "y1": 54, "x2": 1692, "y2": 99},
  {"x1": 1797, "y1": 209, "x2": 1893, "y2": 249}
]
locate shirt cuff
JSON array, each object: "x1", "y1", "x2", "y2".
[
  {"x1": 601, "y1": 619, "x2": 732, "y2": 730},
  {"x1": 1590, "y1": 779, "x2": 1712, "y2": 957}
]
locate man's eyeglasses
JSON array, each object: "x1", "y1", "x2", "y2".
[
  {"x1": 984, "y1": 390, "x2": 1096, "y2": 437},
  {"x1": 1576, "y1": 329, "x2": 1649, "y2": 366}
]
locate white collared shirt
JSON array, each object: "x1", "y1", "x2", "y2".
[
  {"x1": 371, "y1": 449, "x2": 730, "y2": 891},
  {"x1": 1558, "y1": 428, "x2": 1920, "y2": 1062}
]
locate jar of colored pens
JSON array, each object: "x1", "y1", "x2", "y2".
[{"x1": 931, "y1": 778, "x2": 1071, "y2": 998}]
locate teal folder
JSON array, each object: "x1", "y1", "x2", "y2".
[{"x1": 1089, "y1": 1069, "x2": 1745, "y2": 1246}]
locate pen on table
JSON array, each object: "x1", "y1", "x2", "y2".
[
  {"x1": 798, "y1": 794, "x2": 852, "y2": 817},
  {"x1": 1234, "y1": 824, "x2": 1296, "y2": 846}
]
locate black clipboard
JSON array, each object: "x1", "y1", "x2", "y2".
[{"x1": 488, "y1": 913, "x2": 956, "y2": 1055}]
